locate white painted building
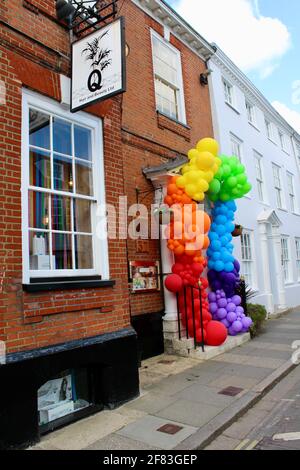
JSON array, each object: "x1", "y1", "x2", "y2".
[{"x1": 208, "y1": 47, "x2": 300, "y2": 314}]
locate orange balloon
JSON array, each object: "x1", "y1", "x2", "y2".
[
  {"x1": 174, "y1": 245, "x2": 185, "y2": 255},
  {"x1": 164, "y1": 195, "x2": 173, "y2": 206},
  {"x1": 167, "y1": 183, "x2": 178, "y2": 196},
  {"x1": 203, "y1": 235, "x2": 210, "y2": 249}
]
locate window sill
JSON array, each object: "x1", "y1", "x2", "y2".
[
  {"x1": 278, "y1": 207, "x2": 288, "y2": 213},
  {"x1": 23, "y1": 277, "x2": 116, "y2": 293},
  {"x1": 248, "y1": 121, "x2": 260, "y2": 132},
  {"x1": 225, "y1": 101, "x2": 240, "y2": 115},
  {"x1": 156, "y1": 111, "x2": 191, "y2": 141},
  {"x1": 268, "y1": 137, "x2": 277, "y2": 146}
]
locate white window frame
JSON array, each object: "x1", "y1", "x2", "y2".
[
  {"x1": 254, "y1": 151, "x2": 267, "y2": 203},
  {"x1": 151, "y1": 29, "x2": 186, "y2": 124},
  {"x1": 272, "y1": 163, "x2": 285, "y2": 210},
  {"x1": 287, "y1": 171, "x2": 297, "y2": 213},
  {"x1": 265, "y1": 118, "x2": 275, "y2": 142},
  {"x1": 279, "y1": 130, "x2": 289, "y2": 154},
  {"x1": 230, "y1": 133, "x2": 243, "y2": 162},
  {"x1": 281, "y1": 236, "x2": 291, "y2": 284},
  {"x1": 295, "y1": 238, "x2": 300, "y2": 282},
  {"x1": 245, "y1": 100, "x2": 257, "y2": 127},
  {"x1": 240, "y1": 230, "x2": 256, "y2": 289},
  {"x1": 22, "y1": 89, "x2": 109, "y2": 284},
  {"x1": 223, "y1": 78, "x2": 235, "y2": 108}
]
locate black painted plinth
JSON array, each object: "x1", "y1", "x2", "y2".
[{"x1": 0, "y1": 327, "x2": 139, "y2": 449}]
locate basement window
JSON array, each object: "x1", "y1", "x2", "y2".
[{"x1": 22, "y1": 89, "x2": 109, "y2": 284}]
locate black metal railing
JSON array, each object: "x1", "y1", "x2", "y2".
[{"x1": 176, "y1": 285, "x2": 205, "y2": 352}]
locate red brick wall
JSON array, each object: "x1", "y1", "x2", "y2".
[
  {"x1": 0, "y1": 1, "x2": 131, "y2": 353},
  {"x1": 121, "y1": 1, "x2": 214, "y2": 316}
]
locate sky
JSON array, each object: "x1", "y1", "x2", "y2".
[{"x1": 166, "y1": 0, "x2": 300, "y2": 133}]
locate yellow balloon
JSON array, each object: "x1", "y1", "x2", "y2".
[
  {"x1": 197, "y1": 179, "x2": 209, "y2": 192},
  {"x1": 196, "y1": 138, "x2": 219, "y2": 156},
  {"x1": 181, "y1": 166, "x2": 190, "y2": 174},
  {"x1": 187, "y1": 149, "x2": 200, "y2": 160},
  {"x1": 196, "y1": 151, "x2": 215, "y2": 170},
  {"x1": 186, "y1": 170, "x2": 200, "y2": 183},
  {"x1": 193, "y1": 192, "x2": 205, "y2": 201},
  {"x1": 176, "y1": 176, "x2": 186, "y2": 188},
  {"x1": 203, "y1": 170, "x2": 214, "y2": 183},
  {"x1": 185, "y1": 183, "x2": 197, "y2": 197}
]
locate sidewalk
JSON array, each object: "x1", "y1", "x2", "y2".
[{"x1": 31, "y1": 310, "x2": 300, "y2": 450}]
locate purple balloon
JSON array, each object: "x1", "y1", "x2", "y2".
[
  {"x1": 221, "y1": 291, "x2": 226, "y2": 298},
  {"x1": 218, "y1": 298, "x2": 227, "y2": 308},
  {"x1": 209, "y1": 302, "x2": 218, "y2": 314},
  {"x1": 208, "y1": 292, "x2": 217, "y2": 302},
  {"x1": 232, "y1": 320, "x2": 243, "y2": 333},
  {"x1": 242, "y1": 317, "x2": 253, "y2": 329},
  {"x1": 236, "y1": 306, "x2": 244, "y2": 315},
  {"x1": 227, "y1": 311, "x2": 237, "y2": 323},
  {"x1": 226, "y1": 302, "x2": 237, "y2": 312},
  {"x1": 232, "y1": 295, "x2": 241, "y2": 306},
  {"x1": 234, "y1": 259, "x2": 240, "y2": 272},
  {"x1": 228, "y1": 326, "x2": 237, "y2": 336},
  {"x1": 217, "y1": 308, "x2": 227, "y2": 319},
  {"x1": 221, "y1": 319, "x2": 230, "y2": 328}
]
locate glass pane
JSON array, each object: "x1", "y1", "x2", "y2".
[
  {"x1": 53, "y1": 118, "x2": 72, "y2": 156},
  {"x1": 74, "y1": 199, "x2": 92, "y2": 233},
  {"x1": 29, "y1": 232, "x2": 51, "y2": 270},
  {"x1": 29, "y1": 191, "x2": 49, "y2": 229},
  {"x1": 30, "y1": 149, "x2": 51, "y2": 188},
  {"x1": 51, "y1": 195, "x2": 71, "y2": 231},
  {"x1": 75, "y1": 235, "x2": 93, "y2": 269},
  {"x1": 53, "y1": 154, "x2": 73, "y2": 192},
  {"x1": 29, "y1": 109, "x2": 50, "y2": 149},
  {"x1": 52, "y1": 233, "x2": 72, "y2": 269},
  {"x1": 74, "y1": 126, "x2": 92, "y2": 161},
  {"x1": 75, "y1": 160, "x2": 93, "y2": 196}
]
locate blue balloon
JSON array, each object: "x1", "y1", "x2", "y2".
[{"x1": 215, "y1": 260, "x2": 225, "y2": 272}]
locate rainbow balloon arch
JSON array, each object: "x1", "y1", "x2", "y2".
[{"x1": 163, "y1": 138, "x2": 253, "y2": 348}]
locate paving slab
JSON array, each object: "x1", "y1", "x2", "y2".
[
  {"x1": 216, "y1": 363, "x2": 274, "y2": 380},
  {"x1": 154, "y1": 399, "x2": 224, "y2": 427},
  {"x1": 116, "y1": 415, "x2": 197, "y2": 450},
  {"x1": 208, "y1": 374, "x2": 260, "y2": 390},
  {"x1": 174, "y1": 383, "x2": 238, "y2": 408},
  {"x1": 85, "y1": 434, "x2": 159, "y2": 450},
  {"x1": 122, "y1": 391, "x2": 179, "y2": 414}
]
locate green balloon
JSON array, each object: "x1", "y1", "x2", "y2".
[
  {"x1": 237, "y1": 174, "x2": 247, "y2": 185},
  {"x1": 236, "y1": 164, "x2": 245, "y2": 174},
  {"x1": 222, "y1": 164, "x2": 231, "y2": 178},
  {"x1": 208, "y1": 193, "x2": 218, "y2": 202},
  {"x1": 220, "y1": 192, "x2": 231, "y2": 202},
  {"x1": 209, "y1": 179, "x2": 221, "y2": 194},
  {"x1": 227, "y1": 176, "x2": 237, "y2": 188}
]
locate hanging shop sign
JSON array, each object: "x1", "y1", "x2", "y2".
[{"x1": 71, "y1": 16, "x2": 126, "y2": 113}]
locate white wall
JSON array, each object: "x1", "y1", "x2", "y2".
[{"x1": 207, "y1": 56, "x2": 300, "y2": 312}]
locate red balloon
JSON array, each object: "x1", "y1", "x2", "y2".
[
  {"x1": 164, "y1": 274, "x2": 183, "y2": 293},
  {"x1": 191, "y1": 262, "x2": 203, "y2": 275},
  {"x1": 205, "y1": 321, "x2": 228, "y2": 346},
  {"x1": 172, "y1": 263, "x2": 184, "y2": 275},
  {"x1": 196, "y1": 328, "x2": 207, "y2": 343}
]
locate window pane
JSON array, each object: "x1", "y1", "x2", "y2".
[
  {"x1": 51, "y1": 195, "x2": 71, "y2": 231},
  {"x1": 30, "y1": 149, "x2": 51, "y2": 188},
  {"x1": 29, "y1": 109, "x2": 50, "y2": 149},
  {"x1": 74, "y1": 199, "x2": 92, "y2": 233},
  {"x1": 29, "y1": 232, "x2": 51, "y2": 270},
  {"x1": 74, "y1": 126, "x2": 92, "y2": 161},
  {"x1": 52, "y1": 233, "x2": 72, "y2": 269},
  {"x1": 75, "y1": 160, "x2": 93, "y2": 196},
  {"x1": 75, "y1": 235, "x2": 93, "y2": 269},
  {"x1": 29, "y1": 191, "x2": 49, "y2": 229},
  {"x1": 53, "y1": 154, "x2": 73, "y2": 192},
  {"x1": 53, "y1": 118, "x2": 72, "y2": 155}
]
